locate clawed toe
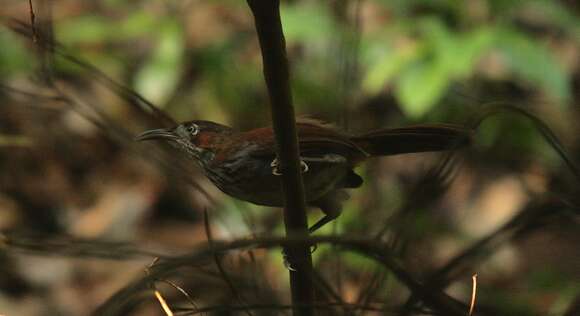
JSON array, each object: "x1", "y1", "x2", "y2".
[
  {"x1": 281, "y1": 247, "x2": 297, "y2": 271},
  {"x1": 310, "y1": 243, "x2": 318, "y2": 254}
]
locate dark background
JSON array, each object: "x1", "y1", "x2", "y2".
[{"x1": 0, "y1": 1, "x2": 578, "y2": 315}]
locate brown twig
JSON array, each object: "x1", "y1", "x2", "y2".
[
  {"x1": 156, "y1": 279, "x2": 201, "y2": 315},
  {"x1": 355, "y1": 268, "x2": 387, "y2": 316},
  {"x1": 176, "y1": 302, "x2": 394, "y2": 315},
  {"x1": 27, "y1": 0, "x2": 37, "y2": 43},
  {"x1": 469, "y1": 274, "x2": 478, "y2": 316},
  {"x1": 93, "y1": 236, "x2": 469, "y2": 316},
  {"x1": 311, "y1": 271, "x2": 355, "y2": 316},
  {"x1": 245, "y1": 1, "x2": 314, "y2": 315},
  {"x1": 3, "y1": 233, "x2": 166, "y2": 259},
  {"x1": 469, "y1": 104, "x2": 580, "y2": 182},
  {"x1": 146, "y1": 258, "x2": 203, "y2": 316},
  {"x1": 154, "y1": 290, "x2": 174, "y2": 316},
  {"x1": 203, "y1": 210, "x2": 253, "y2": 316},
  {"x1": 146, "y1": 259, "x2": 174, "y2": 316},
  {"x1": 400, "y1": 197, "x2": 570, "y2": 315},
  {"x1": 8, "y1": 20, "x2": 176, "y2": 127}
]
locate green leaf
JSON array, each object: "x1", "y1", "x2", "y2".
[
  {"x1": 57, "y1": 12, "x2": 157, "y2": 45},
  {"x1": 57, "y1": 15, "x2": 113, "y2": 44},
  {"x1": 515, "y1": 0, "x2": 580, "y2": 39},
  {"x1": 280, "y1": 2, "x2": 336, "y2": 43},
  {"x1": 0, "y1": 30, "x2": 35, "y2": 76},
  {"x1": 134, "y1": 21, "x2": 184, "y2": 106},
  {"x1": 362, "y1": 42, "x2": 423, "y2": 94},
  {"x1": 444, "y1": 29, "x2": 495, "y2": 77},
  {"x1": 494, "y1": 28, "x2": 570, "y2": 102},
  {"x1": 364, "y1": 18, "x2": 495, "y2": 117},
  {"x1": 118, "y1": 12, "x2": 158, "y2": 38},
  {"x1": 395, "y1": 60, "x2": 450, "y2": 119},
  {"x1": 0, "y1": 134, "x2": 33, "y2": 147},
  {"x1": 421, "y1": 19, "x2": 494, "y2": 78}
]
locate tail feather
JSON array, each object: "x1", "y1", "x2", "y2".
[{"x1": 351, "y1": 124, "x2": 472, "y2": 156}]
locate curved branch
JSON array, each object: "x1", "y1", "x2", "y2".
[{"x1": 93, "y1": 236, "x2": 468, "y2": 316}]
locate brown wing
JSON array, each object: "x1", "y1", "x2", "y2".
[{"x1": 240, "y1": 122, "x2": 367, "y2": 162}]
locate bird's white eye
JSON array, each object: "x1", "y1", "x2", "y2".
[{"x1": 187, "y1": 124, "x2": 199, "y2": 135}]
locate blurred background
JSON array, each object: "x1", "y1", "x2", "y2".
[{"x1": 0, "y1": 0, "x2": 579, "y2": 315}]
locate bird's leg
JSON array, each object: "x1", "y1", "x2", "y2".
[
  {"x1": 304, "y1": 189, "x2": 349, "y2": 257},
  {"x1": 281, "y1": 187, "x2": 343, "y2": 270},
  {"x1": 305, "y1": 213, "x2": 339, "y2": 255},
  {"x1": 311, "y1": 189, "x2": 348, "y2": 232},
  {"x1": 303, "y1": 211, "x2": 342, "y2": 255},
  {"x1": 308, "y1": 213, "x2": 339, "y2": 234},
  {"x1": 275, "y1": 154, "x2": 349, "y2": 269},
  {"x1": 282, "y1": 249, "x2": 297, "y2": 271}
]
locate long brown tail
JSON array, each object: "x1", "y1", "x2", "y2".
[{"x1": 351, "y1": 124, "x2": 472, "y2": 156}]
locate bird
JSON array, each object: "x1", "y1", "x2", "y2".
[{"x1": 136, "y1": 119, "x2": 471, "y2": 232}]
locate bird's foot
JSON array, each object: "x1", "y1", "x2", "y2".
[
  {"x1": 270, "y1": 157, "x2": 309, "y2": 176},
  {"x1": 281, "y1": 247, "x2": 297, "y2": 271},
  {"x1": 310, "y1": 243, "x2": 318, "y2": 254},
  {"x1": 281, "y1": 244, "x2": 317, "y2": 271}
]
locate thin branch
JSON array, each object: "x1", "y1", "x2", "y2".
[
  {"x1": 154, "y1": 290, "x2": 174, "y2": 316},
  {"x1": 146, "y1": 258, "x2": 203, "y2": 316},
  {"x1": 311, "y1": 271, "x2": 355, "y2": 316},
  {"x1": 175, "y1": 302, "x2": 396, "y2": 315},
  {"x1": 469, "y1": 274, "x2": 478, "y2": 316},
  {"x1": 2, "y1": 233, "x2": 167, "y2": 259},
  {"x1": 470, "y1": 104, "x2": 580, "y2": 182},
  {"x1": 93, "y1": 236, "x2": 469, "y2": 316},
  {"x1": 203, "y1": 210, "x2": 253, "y2": 316},
  {"x1": 8, "y1": 20, "x2": 176, "y2": 127},
  {"x1": 156, "y1": 279, "x2": 202, "y2": 316},
  {"x1": 27, "y1": 0, "x2": 37, "y2": 43},
  {"x1": 146, "y1": 259, "x2": 175, "y2": 316},
  {"x1": 245, "y1": 1, "x2": 314, "y2": 315},
  {"x1": 355, "y1": 268, "x2": 387, "y2": 316},
  {"x1": 401, "y1": 197, "x2": 572, "y2": 315}
]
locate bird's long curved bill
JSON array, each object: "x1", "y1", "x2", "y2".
[{"x1": 135, "y1": 128, "x2": 178, "y2": 142}]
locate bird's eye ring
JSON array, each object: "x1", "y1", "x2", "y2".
[{"x1": 187, "y1": 124, "x2": 199, "y2": 135}]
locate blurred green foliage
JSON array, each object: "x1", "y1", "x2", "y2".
[
  {"x1": 0, "y1": 29, "x2": 35, "y2": 76},
  {"x1": 364, "y1": 0, "x2": 576, "y2": 117},
  {"x1": 133, "y1": 20, "x2": 184, "y2": 105},
  {"x1": 1, "y1": 0, "x2": 577, "y2": 120}
]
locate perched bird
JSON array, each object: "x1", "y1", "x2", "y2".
[{"x1": 137, "y1": 120, "x2": 471, "y2": 232}]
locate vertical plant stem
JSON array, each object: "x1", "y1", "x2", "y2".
[{"x1": 246, "y1": 1, "x2": 315, "y2": 315}]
